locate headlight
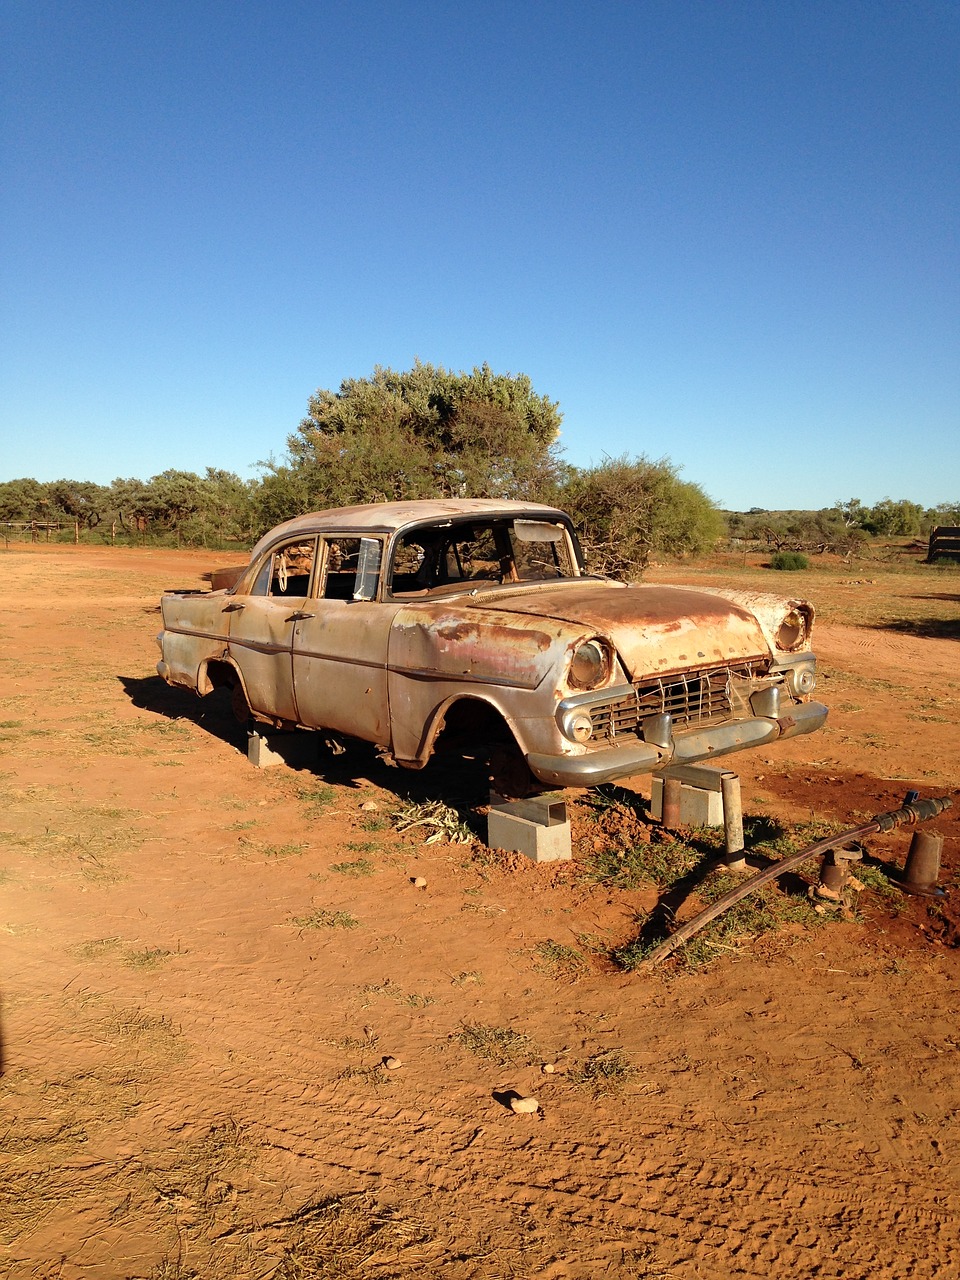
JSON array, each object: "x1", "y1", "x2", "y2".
[
  {"x1": 776, "y1": 609, "x2": 807, "y2": 651},
  {"x1": 568, "y1": 640, "x2": 611, "y2": 690}
]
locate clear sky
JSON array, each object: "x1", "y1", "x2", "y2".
[{"x1": 2, "y1": 1, "x2": 957, "y2": 511}]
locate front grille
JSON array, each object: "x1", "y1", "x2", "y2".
[{"x1": 588, "y1": 661, "x2": 764, "y2": 742}]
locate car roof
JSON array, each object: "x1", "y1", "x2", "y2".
[{"x1": 250, "y1": 499, "x2": 569, "y2": 558}]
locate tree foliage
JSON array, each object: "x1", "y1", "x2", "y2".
[
  {"x1": 832, "y1": 497, "x2": 933, "y2": 538},
  {"x1": 272, "y1": 361, "x2": 564, "y2": 513},
  {"x1": 560, "y1": 455, "x2": 723, "y2": 576},
  {"x1": 0, "y1": 470, "x2": 254, "y2": 547},
  {"x1": 2, "y1": 362, "x2": 953, "y2": 576}
]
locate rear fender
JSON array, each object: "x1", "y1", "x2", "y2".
[{"x1": 197, "y1": 655, "x2": 242, "y2": 697}]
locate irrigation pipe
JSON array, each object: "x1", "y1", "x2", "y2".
[{"x1": 641, "y1": 794, "x2": 953, "y2": 968}]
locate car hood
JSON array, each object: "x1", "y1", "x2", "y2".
[{"x1": 467, "y1": 580, "x2": 770, "y2": 678}]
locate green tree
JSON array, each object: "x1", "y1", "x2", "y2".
[
  {"x1": 833, "y1": 498, "x2": 868, "y2": 528},
  {"x1": 109, "y1": 477, "x2": 155, "y2": 537},
  {"x1": 864, "y1": 498, "x2": 925, "y2": 537},
  {"x1": 275, "y1": 361, "x2": 564, "y2": 510},
  {"x1": 249, "y1": 462, "x2": 313, "y2": 538},
  {"x1": 201, "y1": 468, "x2": 254, "y2": 544},
  {"x1": 46, "y1": 479, "x2": 108, "y2": 529},
  {"x1": 0, "y1": 478, "x2": 48, "y2": 523},
  {"x1": 926, "y1": 502, "x2": 960, "y2": 532},
  {"x1": 560, "y1": 455, "x2": 722, "y2": 578}
]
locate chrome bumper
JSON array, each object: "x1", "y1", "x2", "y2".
[{"x1": 526, "y1": 701, "x2": 828, "y2": 788}]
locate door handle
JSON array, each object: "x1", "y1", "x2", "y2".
[
  {"x1": 286, "y1": 611, "x2": 316, "y2": 622},
  {"x1": 223, "y1": 601, "x2": 245, "y2": 613}
]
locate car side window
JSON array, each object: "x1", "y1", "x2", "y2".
[
  {"x1": 319, "y1": 537, "x2": 363, "y2": 600},
  {"x1": 249, "y1": 539, "x2": 317, "y2": 598}
]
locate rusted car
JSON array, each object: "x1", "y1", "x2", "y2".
[{"x1": 156, "y1": 499, "x2": 826, "y2": 788}]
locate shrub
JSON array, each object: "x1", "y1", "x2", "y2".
[{"x1": 769, "y1": 551, "x2": 809, "y2": 571}]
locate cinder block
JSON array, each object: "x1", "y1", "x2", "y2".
[
  {"x1": 487, "y1": 798, "x2": 572, "y2": 863},
  {"x1": 650, "y1": 776, "x2": 724, "y2": 826},
  {"x1": 247, "y1": 730, "x2": 315, "y2": 769}
]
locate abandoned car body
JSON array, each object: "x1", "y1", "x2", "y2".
[{"x1": 156, "y1": 500, "x2": 827, "y2": 787}]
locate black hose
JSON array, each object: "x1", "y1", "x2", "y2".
[{"x1": 640, "y1": 795, "x2": 952, "y2": 968}]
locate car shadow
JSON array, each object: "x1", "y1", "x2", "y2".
[
  {"x1": 117, "y1": 675, "x2": 495, "y2": 818},
  {"x1": 119, "y1": 674, "x2": 248, "y2": 753},
  {"x1": 877, "y1": 617, "x2": 960, "y2": 640}
]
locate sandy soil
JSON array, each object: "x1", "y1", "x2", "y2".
[{"x1": 2, "y1": 545, "x2": 958, "y2": 1279}]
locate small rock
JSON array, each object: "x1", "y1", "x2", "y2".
[
  {"x1": 510, "y1": 1096, "x2": 540, "y2": 1114},
  {"x1": 541, "y1": 1063, "x2": 556, "y2": 1074},
  {"x1": 383, "y1": 1056, "x2": 403, "y2": 1070},
  {"x1": 412, "y1": 876, "x2": 427, "y2": 888},
  {"x1": 360, "y1": 800, "x2": 379, "y2": 812}
]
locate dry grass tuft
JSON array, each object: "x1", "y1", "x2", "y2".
[
  {"x1": 530, "y1": 939, "x2": 589, "y2": 982},
  {"x1": 567, "y1": 1048, "x2": 638, "y2": 1098},
  {"x1": 272, "y1": 1191, "x2": 432, "y2": 1279},
  {"x1": 454, "y1": 1022, "x2": 536, "y2": 1066},
  {"x1": 291, "y1": 908, "x2": 360, "y2": 930}
]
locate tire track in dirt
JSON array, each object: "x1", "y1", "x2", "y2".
[{"x1": 164, "y1": 1063, "x2": 960, "y2": 1280}]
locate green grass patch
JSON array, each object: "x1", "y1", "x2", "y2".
[
  {"x1": 610, "y1": 817, "x2": 852, "y2": 971},
  {"x1": 855, "y1": 861, "x2": 905, "y2": 907},
  {"x1": 263, "y1": 842, "x2": 308, "y2": 860},
  {"x1": 360, "y1": 813, "x2": 391, "y2": 833},
  {"x1": 297, "y1": 782, "x2": 336, "y2": 811},
  {"x1": 330, "y1": 857, "x2": 375, "y2": 877},
  {"x1": 580, "y1": 832, "x2": 704, "y2": 891},
  {"x1": 617, "y1": 875, "x2": 822, "y2": 971}
]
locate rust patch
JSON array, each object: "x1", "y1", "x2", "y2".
[{"x1": 437, "y1": 619, "x2": 552, "y2": 653}]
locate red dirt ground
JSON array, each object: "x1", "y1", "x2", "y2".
[{"x1": 1, "y1": 545, "x2": 958, "y2": 1279}]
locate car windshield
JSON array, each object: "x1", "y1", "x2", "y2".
[{"x1": 389, "y1": 518, "x2": 577, "y2": 596}]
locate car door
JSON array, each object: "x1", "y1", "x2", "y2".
[
  {"x1": 226, "y1": 537, "x2": 318, "y2": 723},
  {"x1": 291, "y1": 535, "x2": 399, "y2": 745}
]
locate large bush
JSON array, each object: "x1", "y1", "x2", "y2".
[
  {"x1": 269, "y1": 362, "x2": 564, "y2": 519},
  {"x1": 560, "y1": 455, "x2": 722, "y2": 578},
  {"x1": 769, "y1": 551, "x2": 810, "y2": 571}
]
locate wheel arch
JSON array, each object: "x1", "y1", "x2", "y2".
[
  {"x1": 197, "y1": 655, "x2": 244, "y2": 697},
  {"x1": 414, "y1": 693, "x2": 522, "y2": 766}
]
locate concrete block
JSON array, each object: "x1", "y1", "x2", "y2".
[
  {"x1": 487, "y1": 796, "x2": 572, "y2": 863},
  {"x1": 247, "y1": 730, "x2": 315, "y2": 770}
]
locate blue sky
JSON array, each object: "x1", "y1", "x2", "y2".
[{"x1": 2, "y1": 1, "x2": 957, "y2": 511}]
